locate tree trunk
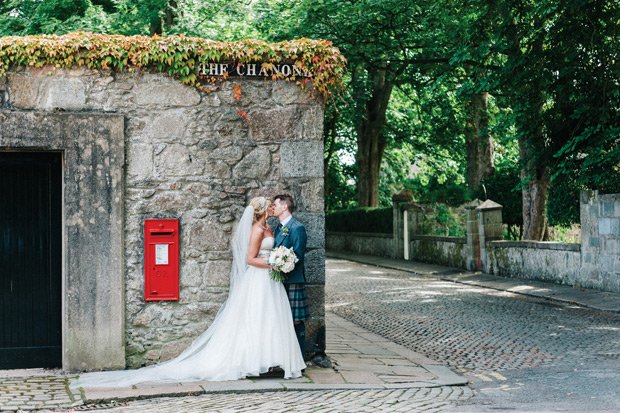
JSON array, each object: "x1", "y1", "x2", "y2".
[
  {"x1": 466, "y1": 92, "x2": 495, "y2": 193},
  {"x1": 499, "y1": 4, "x2": 549, "y2": 240},
  {"x1": 149, "y1": 0, "x2": 178, "y2": 35},
  {"x1": 520, "y1": 138, "x2": 550, "y2": 240},
  {"x1": 519, "y1": 89, "x2": 550, "y2": 241},
  {"x1": 356, "y1": 67, "x2": 394, "y2": 207}
]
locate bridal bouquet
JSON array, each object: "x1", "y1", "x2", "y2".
[{"x1": 267, "y1": 246, "x2": 299, "y2": 282}]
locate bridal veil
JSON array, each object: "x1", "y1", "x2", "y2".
[{"x1": 70, "y1": 206, "x2": 259, "y2": 388}]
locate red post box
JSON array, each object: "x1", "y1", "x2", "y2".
[{"x1": 144, "y1": 219, "x2": 179, "y2": 301}]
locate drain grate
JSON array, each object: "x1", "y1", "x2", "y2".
[{"x1": 67, "y1": 402, "x2": 128, "y2": 411}]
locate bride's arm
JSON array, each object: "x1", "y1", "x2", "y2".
[{"x1": 246, "y1": 225, "x2": 271, "y2": 268}]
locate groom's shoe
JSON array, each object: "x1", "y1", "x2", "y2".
[{"x1": 260, "y1": 367, "x2": 284, "y2": 378}]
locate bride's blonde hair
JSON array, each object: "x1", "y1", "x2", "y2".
[{"x1": 249, "y1": 197, "x2": 270, "y2": 222}]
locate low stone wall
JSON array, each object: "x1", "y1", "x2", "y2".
[
  {"x1": 326, "y1": 232, "x2": 394, "y2": 258},
  {"x1": 409, "y1": 236, "x2": 467, "y2": 269},
  {"x1": 325, "y1": 232, "x2": 467, "y2": 269},
  {"x1": 328, "y1": 191, "x2": 620, "y2": 294},
  {"x1": 487, "y1": 241, "x2": 581, "y2": 286}
]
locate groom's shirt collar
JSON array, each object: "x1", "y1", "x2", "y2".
[{"x1": 280, "y1": 215, "x2": 292, "y2": 227}]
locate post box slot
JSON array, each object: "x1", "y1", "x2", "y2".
[{"x1": 150, "y1": 230, "x2": 174, "y2": 235}]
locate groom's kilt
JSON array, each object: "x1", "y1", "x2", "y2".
[{"x1": 284, "y1": 283, "x2": 310, "y2": 322}]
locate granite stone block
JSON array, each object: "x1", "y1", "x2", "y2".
[
  {"x1": 304, "y1": 248, "x2": 326, "y2": 284},
  {"x1": 295, "y1": 212, "x2": 325, "y2": 249},
  {"x1": 280, "y1": 142, "x2": 324, "y2": 178}
]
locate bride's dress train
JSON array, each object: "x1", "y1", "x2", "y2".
[{"x1": 72, "y1": 220, "x2": 305, "y2": 388}]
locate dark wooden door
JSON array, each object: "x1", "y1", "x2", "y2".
[{"x1": 0, "y1": 152, "x2": 62, "y2": 369}]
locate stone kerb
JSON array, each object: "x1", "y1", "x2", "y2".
[{"x1": 3, "y1": 67, "x2": 326, "y2": 370}]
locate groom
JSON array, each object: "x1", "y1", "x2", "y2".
[{"x1": 272, "y1": 194, "x2": 309, "y2": 358}]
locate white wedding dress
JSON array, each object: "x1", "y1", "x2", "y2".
[{"x1": 71, "y1": 207, "x2": 305, "y2": 389}]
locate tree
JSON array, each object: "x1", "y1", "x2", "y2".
[
  {"x1": 464, "y1": 80, "x2": 495, "y2": 192},
  {"x1": 380, "y1": 75, "x2": 470, "y2": 205},
  {"x1": 0, "y1": 0, "x2": 93, "y2": 35},
  {"x1": 257, "y1": 0, "x2": 456, "y2": 207},
  {"x1": 492, "y1": 0, "x2": 620, "y2": 239},
  {"x1": 0, "y1": 0, "x2": 259, "y2": 40}
]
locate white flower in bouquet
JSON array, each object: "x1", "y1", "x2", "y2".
[
  {"x1": 282, "y1": 261, "x2": 295, "y2": 273},
  {"x1": 267, "y1": 246, "x2": 299, "y2": 282}
]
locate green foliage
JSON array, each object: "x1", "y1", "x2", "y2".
[
  {"x1": 2, "y1": 0, "x2": 617, "y2": 223},
  {"x1": 0, "y1": 32, "x2": 347, "y2": 100},
  {"x1": 475, "y1": 160, "x2": 523, "y2": 240},
  {"x1": 326, "y1": 207, "x2": 393, "y2": 234},
  {"x1": 548, "y1": 224, "x2": 581, "y2": 244},
  {"x1": 377, "y1": 83, "x2": 470, "y2": 207},
  {"x1": 323, "y1": 91, "x2": 359, "y2": 210},
  {"x1": 0, "y1": 0, "x2": 261, "y2": 40},
  {"x1": 479, "y1": 0, "x2": 620, "y2": 193},
  {"x1": 404, "y1": 176, "x2": 470, "y2": 206},
  {"x1": 325, "y1": 158, "x2": 357, "y2": 211},
  {"x1": 546, "y1": 174, "x2": 581, "y2": 227},
  {"x1": 419, "y1": 204, "x2": 466, "y2": 238},
  {"x1": 0, "y1": 0, "x2": 114, "y2": 36},
  {"x1": 256, "y1": 0, "x2": 463, "y2": 207}
]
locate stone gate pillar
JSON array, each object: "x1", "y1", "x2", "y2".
[
  {"x1": 403, "y1": 203, "x2": 422, "y2": 260},
  {"x1": 580, "y1": 190, "x2": 620, "y2": 292},
  {"x1": 476, "y1": 200, "x2": 503, "y2": 273},
  {"x1": 465, "y1": 199, "x2": 482, "y2": 271},
  {"x1": 392, "y1": 191, "x2": 413, "y2": 259}
]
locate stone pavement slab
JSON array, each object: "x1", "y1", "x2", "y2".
[
  {"x1": 0, "y1": 312, "x2": 466, "y2": 411},
  {"x1": 325, "y1": 312, "x2": 467, "y2": 389},
  {"x1": 326, "y1": 250, "x2": 620, "y2": 314}
]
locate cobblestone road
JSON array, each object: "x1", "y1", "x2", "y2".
[
  {"x1": 326, "y1": 259, "x2": 620, "y2": 373},
  {"x1": 11, "y1": 256, "x2": 620, "y2": 411},
  {"x1": 325, "y1": 258, "x2": 620, "y2": 411}
]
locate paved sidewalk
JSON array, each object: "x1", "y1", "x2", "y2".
[
  {"x1": 327, "y1": 251, "x2": 620, "y2": 313},
  {"x1": 0, "y1": 313, "x2": 466, "y2": 411}
]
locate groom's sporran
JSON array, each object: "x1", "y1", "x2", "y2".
[{"x1": 272, "y1": 194, "x2": 309, "y2": 357}]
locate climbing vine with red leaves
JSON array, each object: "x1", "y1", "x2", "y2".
[{"x1": 0, "y1": 32, "x2": 347, "y2": 105}]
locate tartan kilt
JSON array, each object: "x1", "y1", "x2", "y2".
[{"x1": 284, "y1": 283, "x2": 310, "y2": 322}]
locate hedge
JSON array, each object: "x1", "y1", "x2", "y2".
[{"x1": 326, "y1": 207, "x2": 393, "y2": 234}]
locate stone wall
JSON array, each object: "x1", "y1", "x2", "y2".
[
  {"x1": 409, "y1": 236, "x2": 467, "y2": 269},
  {"x1": 2, "y1": 66, "x2": 325, "y2": 370},
  {"x1": 325, "y1": 232, "x2": 394, "y2": 258},
  {"x1": 487, "y1": 241, "x2": 581, "y2": 285},
  {"x1": 325, "y1": 232, "x2": 467, "y2": 270}
]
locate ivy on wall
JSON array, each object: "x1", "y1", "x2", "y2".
[{"x1": 0, "y1": 31, "x2": 346, "y2": 101}]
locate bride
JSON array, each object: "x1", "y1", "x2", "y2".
[{"x1": 72, "y1": 197, "x2": 306, "y2": 388}]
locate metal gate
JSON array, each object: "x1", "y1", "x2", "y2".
[{"x1": 0, "y1": 152, "x2": 62, "y2": 369}]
